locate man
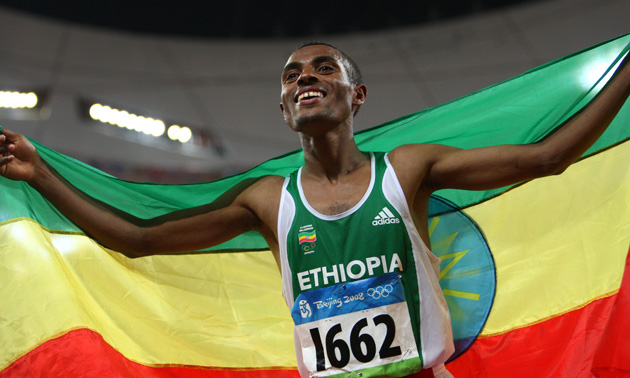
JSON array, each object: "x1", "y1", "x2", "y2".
[{"x1": 1, "y1": 43, "x2": 629, "y2": 377}]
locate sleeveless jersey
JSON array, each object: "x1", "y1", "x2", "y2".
[{"x1": 277, "y1": 152, "x2": 454, "y2": 376}]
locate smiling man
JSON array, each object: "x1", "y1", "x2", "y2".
[{"x1": 1, "y1": 42, "x2": 630, "y2": 378}]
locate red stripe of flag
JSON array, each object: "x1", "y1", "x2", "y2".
[
  {"x1": 1, "y1": 329, "x2": 299, "y2": 378},
  {"x1": 447, "y1": 247, "x2": 630, "y2": 378},
  {"x1": 591, "y1": 246, "x2": 630, "y2": 377}
]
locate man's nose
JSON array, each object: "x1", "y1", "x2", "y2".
[{"x1": 297, "y1": 69, "x2": 318, "y2": 85}]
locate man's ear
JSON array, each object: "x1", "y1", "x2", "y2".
[
  {"x1": 280, "y1": 103, "x2": 286, "y2": 118},
  {"x1": 352, "y1": 84, "x2": 367, "y2": 116},
  {"x1": 352, "y1": 84, "x2": 367, "y2": 107}
]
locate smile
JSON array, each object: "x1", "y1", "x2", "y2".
[{"x1": 296, "y1": 91, "x2": 325, "y2": 103}]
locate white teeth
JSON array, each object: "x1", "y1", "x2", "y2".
[{"x1": 297, "y1": 91, "x2": 324, "y2": 102}]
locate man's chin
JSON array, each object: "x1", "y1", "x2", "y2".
[{"x1": 292, "y1": 112, "x2": 336, "y2": 130}]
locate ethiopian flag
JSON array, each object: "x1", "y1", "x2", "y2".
[
  {"x1": 298, "y1": 231, "x2": 317, "y2": 244},
  {"x1": 1, "y1": 35, "x2": 629, "y2": 377}
]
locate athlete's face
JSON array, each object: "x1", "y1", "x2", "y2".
[{"x1": 280, "y1": 45, "x2": 366, "y2": 133}]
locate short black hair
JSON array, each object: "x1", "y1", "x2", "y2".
[{"x1": 295, "y1": 42, "x2": 363, "y2": 86}]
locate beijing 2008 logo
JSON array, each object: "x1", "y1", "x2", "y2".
[
  {"x1": 299, "y1": 299, "x2": 312, "y2": 319},
  {"x1": 366, "y1": 284, "x2": 393, "y2": 300}
]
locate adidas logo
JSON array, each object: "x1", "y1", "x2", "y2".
[{"x1": 372, "y1": 207, "x2": 400, "y2": 226}]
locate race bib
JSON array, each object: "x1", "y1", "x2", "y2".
[{"x1": 291, "y1": 273, "x2": 422, "y2": 377}]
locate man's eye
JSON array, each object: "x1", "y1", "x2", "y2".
[
  {"x1": 319, "y1": 66, "x2": 333, "y2": 73},
  {"x1": 284, "y1": 73, "x2": 299, "y2": 82}
]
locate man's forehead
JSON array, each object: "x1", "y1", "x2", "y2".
[{"x1": 284, "y1": 45, "x2": 344, "y2": 68}]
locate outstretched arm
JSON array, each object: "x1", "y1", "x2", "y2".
[
  {"x1": 0, "y1": 129, "x2": 278, "y2": 257},
  {"x1": 394, "y1": 51, "x2": 630, "y2": 193}
]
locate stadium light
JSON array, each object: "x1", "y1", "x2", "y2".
[
  {"x1": 0, "y1": 91, "x2": 38, "y2": 109},
  {"x1": 89, "y1": 103, "x2": 165, "y2": 137},
  {"x1": 78, "y1": 98, "x2": 210, "y2": 148},
  {"x1": 167, "y1": 125, "x2": 192, "y2": 143},
  {"x1": 0, "y1": 89, "x2": 49, "y2": 121}
]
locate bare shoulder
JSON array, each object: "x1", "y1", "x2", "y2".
[
  {"x1": 389, "y1": 143, "x2": 463, "y2": 199},
  {"x1": 236, "y1": 174, "x2": 285, "y2": 206},
  {"x1": 389, "y1": 143, "x2": 459, "y2": 194},
  {"x1": 247, "y1": 175, "x2": 284, "y2": 196},
  {"x1": 388, "y1": 144, "x2": 441, "y2": 180},
  {"x1": 389, "y1": 143, "x2": 452, "y2": 166},
  {"x1": 235, "y1": 174, "x2": 286, "y2": 230}
]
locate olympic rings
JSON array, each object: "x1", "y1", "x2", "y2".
[
  {"x1": 301, "y1": 242, "x2": 316, "y2": 252},
  {"x1": 366, "y1": 284, "x2": 393, "y2": 299}
]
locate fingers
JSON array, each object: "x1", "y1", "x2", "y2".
[
  {"x1": 0, "y1": 155, "x2": 14, "y2": 175},
  {"x1": 0, "y1": 129, "x2": 19, "y2": 151},
  {"x1": 0, "y1": 154, "x2": 13, "y2": 165},
  {"x1": 0, "y1": 133, "x2": 15, "y2": 153},
  {"x1": 0, "y1": 129, "x2": 14, "y2": 169},
  {"x1": 0, "y1": 129, "x2": 22, "y2": 143},
  {"x1": 0, "y1": 143, "x2": 14, "y2": 154},
  {"x1": 0, "y1": 128, "x2": 20, "y2": 140}
]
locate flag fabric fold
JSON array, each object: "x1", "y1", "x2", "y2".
[{"x1": 1, "y1": 35, "x2": 629, "y2": 377}]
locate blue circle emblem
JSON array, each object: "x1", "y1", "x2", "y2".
[{"x1": 428, "y1": 195, "x2": 496, "y2": 361}]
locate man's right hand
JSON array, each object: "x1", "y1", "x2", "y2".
[{"x1": 0, "y1": 128, "x2": 41, "y2": 183}]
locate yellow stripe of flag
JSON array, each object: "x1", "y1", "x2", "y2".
[{"x1": 0, "y1": 222, "x2": 296, "y2": 370}]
